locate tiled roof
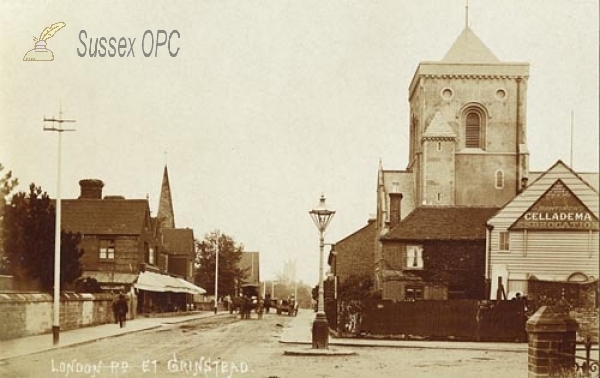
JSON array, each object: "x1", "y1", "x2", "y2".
[
  {"x1": 334, "y1": 219, "x2": 377, "y2": 246},
  {"x1": 442, "y1": 27, "x2": 499, "y2": 63},
  {"x1": 382, "y1": 206, "x2": 499, "y2": 241},
  {"x1": 161, "y1": 228, "x2": 194, "y2": 255},
  {"x1": 61, "y1": 199, "x2": 149, "y2": 235}
]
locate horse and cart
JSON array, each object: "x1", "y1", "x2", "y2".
[{"x1": 229, "y1": 283, "x2": 262, "y2": 319}]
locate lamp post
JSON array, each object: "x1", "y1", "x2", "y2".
[
  {"x1": 309, "y1": 194, "x2": 335, "y2": 349},
  {"x1": 43, "y1": 107, "x2": 76, "y2": 345}
]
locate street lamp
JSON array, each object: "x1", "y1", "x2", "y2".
[{"x1": 309, "y1": 194, "x2": 335, "y2": 349}]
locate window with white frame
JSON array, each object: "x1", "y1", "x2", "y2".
[
  {"x1": 499, "y1": 232, "x2": 510, "y2": 251},
  {"x1": 99, "y1": 239, "x2": 115, "y2": 259},
  {"x1": 405, "y1": 287, "x2": 423, "y2": 301},
  {"x1": 406, "y1": 245, "x2": 424, "y2": 269}
]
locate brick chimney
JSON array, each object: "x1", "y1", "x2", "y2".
[
  {"x1": 78, "y1": 179, "x2": 104, "y2": 199},
  {"x1": 388, "y1": 192, "x2": 403, "y2": 228}
]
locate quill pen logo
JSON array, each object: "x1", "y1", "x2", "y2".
[{"x1": 23, "y1": 22, "x2": 66, "y2": 61}]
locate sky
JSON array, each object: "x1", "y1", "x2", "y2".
[{"x1": 1, "y1": 0, "x2": 598, "y2": 285}]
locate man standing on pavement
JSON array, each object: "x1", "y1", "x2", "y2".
[
  {"x1": 264, "y1": 292, "x2": 271, "y2": 314},
  {"x1": 116, "y1": 294, "x2": 128, "y2": 328}
]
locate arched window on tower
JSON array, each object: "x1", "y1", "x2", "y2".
[
  {"x1": 463, "y1": 107, "x2": 486, "y2": 149},
  {"x1": 465, "y1": 112, "x2": 481, "y2": 148}
]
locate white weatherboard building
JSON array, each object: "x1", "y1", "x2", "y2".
[{"x1": 487, "y1": 160, "x2": 599, "y2": 299}]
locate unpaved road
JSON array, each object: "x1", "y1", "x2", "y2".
[{"x1": 0, "y1": 311, "x2": 527, "y2": 378}]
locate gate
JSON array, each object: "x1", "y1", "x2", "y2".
[{"x1": 547, "y1": 336, "x2": 599, "y2": 378}]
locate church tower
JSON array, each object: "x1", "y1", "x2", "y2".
[
  {"x1": 407, "y1": 27, "x2": 530, "y2": 207},
  {"x1": 157, "y1": 165, "x2": 175, "y2": 229}
]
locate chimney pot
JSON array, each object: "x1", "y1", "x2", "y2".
[{"x1": 79, "y1": 179, "x2": 104, "y2": 199}]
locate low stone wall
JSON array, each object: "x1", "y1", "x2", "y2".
[
  {"x1": 0, "y1": 292, "x2": 132, "y2": 341},
  {"x1": 570, "y1": 307, "x2": 599, "y2": 341}
]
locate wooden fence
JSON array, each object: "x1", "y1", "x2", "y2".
[{"x1": 329, "y1": 299, "x2": 528, "y2": 342}]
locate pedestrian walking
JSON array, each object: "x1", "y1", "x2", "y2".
[
  {"x1": 264, "y1": 292, "x2": 271, "y2": 314},
  {"x1": 116, "y1": 294, "x2": 128, "y2": 328},
  {"x1": 112, "y1": 296, "x2": 119, "y2": 324}
]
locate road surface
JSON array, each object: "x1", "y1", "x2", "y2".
[{"x1": 0, "y1": 311, "x2": 527, "y2": 378}]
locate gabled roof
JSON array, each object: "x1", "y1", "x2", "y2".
[
  {"x1": 61, "y1": 199, "x2": 149, "y2": 235},
  {"x1": 529, "y1": 170, "x2": 599, "y2": 192},
  {"x1": 509, "y1": 179, "x2": 598, "y2": 230},
  {"x1": 161, "y1": 228, "x2": 194, "y2": 255},
  {"x1": 442, "y1": 27, "x2": 499, "y2": 63},
  {"x1": 423, "y1": 111, "x2": 456, "y2": 139},
  {"x1": 382, "y1": 206, "x2": 500, "y2": 241},
  {"x1": 334, "y1": 219, "x2": 377, "y2": 246},
  {"x1": 489, "y1": 160, "x2": 599, "y2": 229}
]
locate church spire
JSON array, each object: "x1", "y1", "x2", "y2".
[{"x1": 157, "y1": 165, "x2": 175, "y2": 229}]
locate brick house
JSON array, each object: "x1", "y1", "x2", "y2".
[
  {"x1": 63, "y1": 177, "x2": 205, "y2": 313},
  {"x1": 329, "y1": 219, "x2": 378, "y2": 289},
  {"x1": 158, "y1": 228, "x2": 195, "y2": 282},
  {"x1": 61, "y1": 179, "x2": 156, "y2": 292},
  {"x1": 380, "y1": 205, "x2": 499, "y2": 301}
]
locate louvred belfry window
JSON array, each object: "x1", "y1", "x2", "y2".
[{"x1": 465, "y1": 112, "x2": 481, "y2": 148}]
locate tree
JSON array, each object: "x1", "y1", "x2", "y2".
[
  {"x1": 338, "y1": 273, "x2": 377, "y2": 300},
  {"x1": 2, "y1": 183, "x2": 84, "y2": 291},
  {"x1": 194, "y1": 231, "x2": 247, "y2": 298},
  {"x1": 0, "y1": 164, "x2": 19, "y2": 274}
]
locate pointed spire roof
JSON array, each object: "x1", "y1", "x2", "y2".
[
  {"x1": 157, "y1": 165, "x2": 175, "y2": 229},
  {"x1": 442, "y1": 27, "x2": 499, "y2": 63},
  {"x1": 423, "y1": 111, "x2": 456, "y2": 139}
]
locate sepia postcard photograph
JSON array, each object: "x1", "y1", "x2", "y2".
[{"x1": 0, "y1": 1, "x2": 598, "y2": 377}]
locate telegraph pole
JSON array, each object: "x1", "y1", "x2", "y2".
[
  {"x1": 214, "y1": 232, "x2": 219, "y2": 314},
  {"x1": 43, "y1": 105, "x2": 76, "y2": 345}
]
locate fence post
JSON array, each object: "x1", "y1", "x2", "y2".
[{"x1": 525, "y1": 305, "x2": 578, "y2": 378}]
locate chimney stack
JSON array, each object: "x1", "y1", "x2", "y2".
[
  {"x1": 79, "y1": 179, "x2": 104, "y2": 199},
  {"x1": 389, "y1": 192, "x2": 403, "y2": 228}
]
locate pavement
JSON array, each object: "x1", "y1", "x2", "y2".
[
  {"x1": 0, "y1": 311, "x2": 229, "y2": 361},
  {"x1": 0, "y1": 308, "x2": 527, "y2": 361}
]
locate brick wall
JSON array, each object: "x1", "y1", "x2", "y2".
[
  {"x1": 335, "y1": 221, "x2": 377, "y2": 284},
  {"x1": 0, "y1": 292, "x2": 131, "y2": 341}
]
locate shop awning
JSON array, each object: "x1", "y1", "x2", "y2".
[{"x1": 135, "y1": 271, "x2": 206, "y2": 295}]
